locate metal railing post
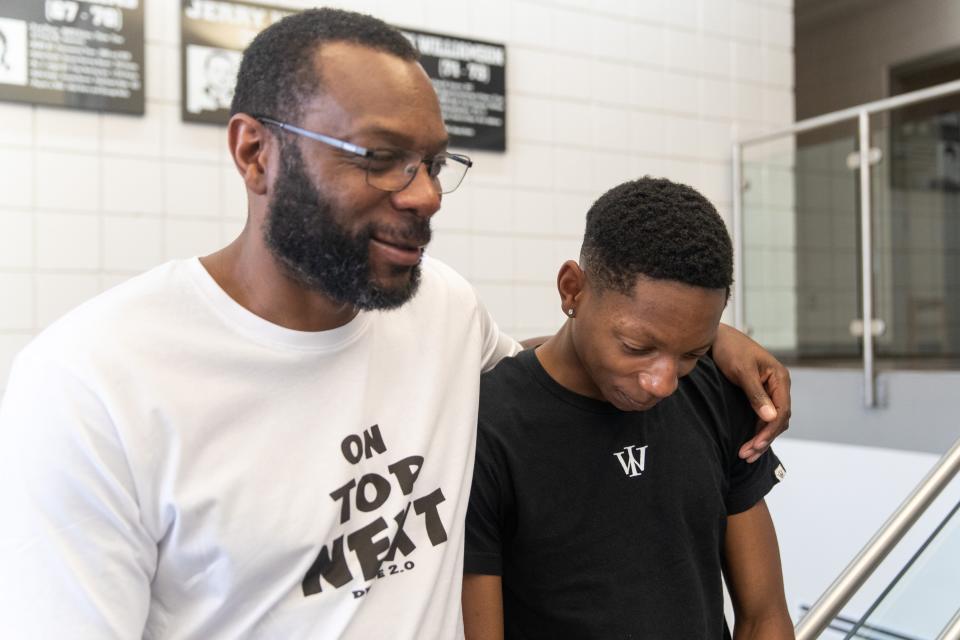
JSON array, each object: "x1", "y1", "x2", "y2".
[
  {"x1": 732, "y1": 142, "x2": 745, "y2": 331},
  {"x1": 858, "y1": 110, "x2": 876, "y2": 408}
]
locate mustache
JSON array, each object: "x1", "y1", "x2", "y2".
[
  {"x1": 369, "y1": 219, "x2": 432, "y2": 248},
  {"x1": 280, "y1": 194, "x2": 432, "y2": 246}
]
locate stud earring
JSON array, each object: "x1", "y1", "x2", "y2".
[{"x1": 566, "y1": 308, "x2": 575, "y2": 317}]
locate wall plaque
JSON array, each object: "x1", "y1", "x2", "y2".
[{"x1": 0, "y1": 0, "x2": 144, "y2": 114}]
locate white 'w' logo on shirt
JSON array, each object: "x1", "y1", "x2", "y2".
[{"x1": 613, "y1": 445, "x2": 648, "y2": 478}]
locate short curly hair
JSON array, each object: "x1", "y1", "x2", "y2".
[
  {"x1": 581, "y1": 177, "x2": 732, "y2": 295},
  {"x1": 230, "y1": 8, "x2": 419, "y2": 122}
]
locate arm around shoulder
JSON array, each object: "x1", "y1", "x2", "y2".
[
  {"x1": 462, "y1": 573, "x2": 504, "y2": 640},
  {"x1": 723, "y1": 499, "x2": 795, "y2": 640},
  {"x1": 711, "y1": 323, "x2": 792, "y2": 462}
]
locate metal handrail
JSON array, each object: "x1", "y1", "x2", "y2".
[
  {"x1": 738, "y1": 77, "x2": 960, "y2": 147},
  {"x1": 935, "y1": 606, "x2": 960, "y2": 640},
  {"x1": 731, "y1": 78, "x2": 960, "y2": 408},
  {"x1": 794, "y1": 435, "x2": 960, "y2": 639}
]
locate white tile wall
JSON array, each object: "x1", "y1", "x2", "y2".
[
  {"x1": 0, "y1": 0, "x2": 794, "y2": 391},
  {"x1": 426, "y1": 230, "x2": 473, "y2": 279},
  {"x1": 103, "y1": 215, "x2": 165, "y2": 272},
  {"x1": 164, "y1": 162, "x2": 222, "y2": 218},
  {"x1": 36, "y1": 274, "x2": 100, "y2": 328},
  {"x1": 35, "y1": 152, "x2": 100, "y2": 212},
  {"x1": 102, "y1": 108, "x2": 164, "y2": 157},
  {"x1": 164, "y1": 219, "x2": 222, "y2": 260},
  {"x1": 36, "y1": 213, "x2": 101, "y2": 270},
  {"x1": 0, "y1": 275, "x2": 34, "y2": 331},
  {"x1": 102, "y1": 156, "x2": 165, "y2": 214},
  {"x1": 0, "y1": 149, "x2": 34, "y2": 209},
  {"x1": 0, "y1": 211, "x2": 33, "y2": 269},
  {"x1": 220, "y1": 168, "x2": 248, "y2": 220},
  {"x1": 0, "y1": 334, "x2": 31, "y2": 388},
  {"x1": 35, "y1": 109, "x2": 100, "y2": 152},
  {"x1": 511, "y1": 191, "x2": 554, "y2": 235},
  {"x1": 0, "y1": 103, "x2": 33, "y2": 146}
]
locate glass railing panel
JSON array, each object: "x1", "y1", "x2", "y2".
[
  {"x1": 742, "y1": 124, "x2": 862, "y2": 359},
  {"x1": 843, "y1": 499, "x2": 960, "y2": 639},
  {"x1": 872, "y1": 109, "x2": 960, "y2": 361},
  {"x1": 743, "y1": 104, "x2": 960, "y2": 365},
  {"x1": 741, "y1": 135, "x2": 797, "y2": 354}
]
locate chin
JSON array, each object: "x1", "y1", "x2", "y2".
[
  {"x1": 354, "y1": 265, "x2": 423, "y2": 311},
  {"x1": 611, "y1": 388, "x2": 658, "y2": 412},
  {"x1": 373, "y1": 266, "x2": 416, "y2": 291}
]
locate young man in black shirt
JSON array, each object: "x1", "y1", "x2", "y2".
[{"x1": 462, "y1": 177, "x2": 794, "y2": 639}]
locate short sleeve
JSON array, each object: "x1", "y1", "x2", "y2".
[
  {"x1": 726, "y1": 448, "x2": 784, "y2": 515},
  {"x1": 719, "y1": 373, "x2": 786, "y2": 515},
  {"x1": 475, "y1": 293, "x2": 521, "y2": 373},
  {"x1": 0, "y1": 347, "x2": 155, "y2": 638},
  {"x1": 464, "y1": 424, "x2": 511, "y2": 576}
]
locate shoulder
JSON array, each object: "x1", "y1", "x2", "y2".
[
  {"x1": 15, "y1": 260, "x2": 195, "y2": 372},
  {"x1": 473, "y1": 354, "x2": 533, "y2": 464},
  {"x1": 419, "y1": 255, "x2": 480, "y2": 305},
  {"x1": 477, "y1": 352, "x2": 541, "y2": 438},
  {"x1": 676, "y1": 356, "x2": 755, "y2": 440},
  {"x1": 480, "y1": 352, "x2": 529, "y2": 397},
  {"x1": 408, "y1": 254, "x2": 504, "y2": 335},
  {"x1": 681, "y1": 356, "x2": 746, "y2": 408},
  {"x1": 677, "y1": 355, "x2": 725, "y2": 404}
]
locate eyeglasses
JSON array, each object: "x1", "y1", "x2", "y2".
[{"x1": 256, "y1": 116, "x2": 473, "y2": 195}]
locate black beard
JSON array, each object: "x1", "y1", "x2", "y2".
[{"x1": 264, "y1": 143, "x2": 429, "y2": 311}]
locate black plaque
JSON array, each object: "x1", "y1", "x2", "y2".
[
  {"x1": 179, "y1": 5, "x2": 508, "y2": 152},
  {"x1": 400, "y1": 28, "x2": 506, "y2": 152},
  {"x1": 180, "y1": 0, "x2": 292, "y2": 125},
  {"x1": 0, "y1": 0, "x2": 144, "y2": 114}
]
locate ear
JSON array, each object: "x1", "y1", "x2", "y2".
[
  {"x1": 556, "y1": 260, "x2": 585, "y2": 315},
  {"x1": 228, "y1": 113, "x2": 272, "y2": 196}
]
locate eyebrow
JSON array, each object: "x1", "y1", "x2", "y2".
[
  {"x1": 618, "y1": 329, "x2": 714, "y2": 354},
  {"x1": 352, "y1": 126, "x2": 449, "y2": 153}
]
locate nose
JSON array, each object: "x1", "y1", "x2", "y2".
[
  {"x1": 390, "y1": 163, "x2": 442, "y2": 219},
  {"x1": 637, "y1": 358, "x2": 679, "y2": 400}
]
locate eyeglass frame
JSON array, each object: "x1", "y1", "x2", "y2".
[{"x1": 254, "y1": 115, "x2": 473, "y2": 195}]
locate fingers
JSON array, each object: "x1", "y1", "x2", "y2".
[
  {"x1": 743, "y1": 375, "x2": 778, "y2": 423},
  {"x1": 740, "y1": 420, "x2": 778, "y2": 463},
  {"x1": 768, "y1": 366, "x2": 792, "y2": 422},
  {"x1": 739, "y1": 367, "x2": 792, "y2": 463}
]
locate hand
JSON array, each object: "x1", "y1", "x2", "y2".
[{"x1": 711, "y1": 324, "x2": 792, "y2": 463}]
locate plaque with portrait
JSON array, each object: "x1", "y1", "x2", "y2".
[{"x1": 0, "y1": 0, "x2": 144, "y2": 114}]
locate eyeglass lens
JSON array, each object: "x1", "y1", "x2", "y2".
[{"x1": 365, "y1": 153, "x2": 469, "y2": 195}]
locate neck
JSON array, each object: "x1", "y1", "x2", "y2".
[
  {"x1": 536, "y1": 320, "x2": 605, "y2": 400},
  {"x1": 200, "y1": 224, "x2": 359, "y2": 332}
]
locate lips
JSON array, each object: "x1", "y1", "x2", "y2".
[
  {"x1": 370, "y1": 236, "x2": 425, "y2": 267},
  {"x1": 373, "y1": 236, "x2": 422, "y2": 252},
  {"x1": 615, "y1": 389, "x2": 658, "y2": 412}
]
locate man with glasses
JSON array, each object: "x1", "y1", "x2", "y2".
[{"x1": 0, "y1": 8, "x2": 789, "y2": 639}]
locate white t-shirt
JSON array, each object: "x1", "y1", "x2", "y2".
[{"x1": 0, "y1": 256, "x2": 519, "y2": 639}]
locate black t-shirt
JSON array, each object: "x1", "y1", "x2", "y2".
[{"x1": 465, "y1": 349, "x2": 784, "y2": 639}]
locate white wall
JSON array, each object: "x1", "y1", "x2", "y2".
[{"x1": 0, "y1": 0, "x2": 794, "y2": 390}]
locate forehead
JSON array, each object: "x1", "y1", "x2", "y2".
[
  {"x1": 303, "y1": 41, "x2": 447, "y2": 149},
  {"x1": 592, "y1": 277, "x2": 726, "y2": 343}
]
